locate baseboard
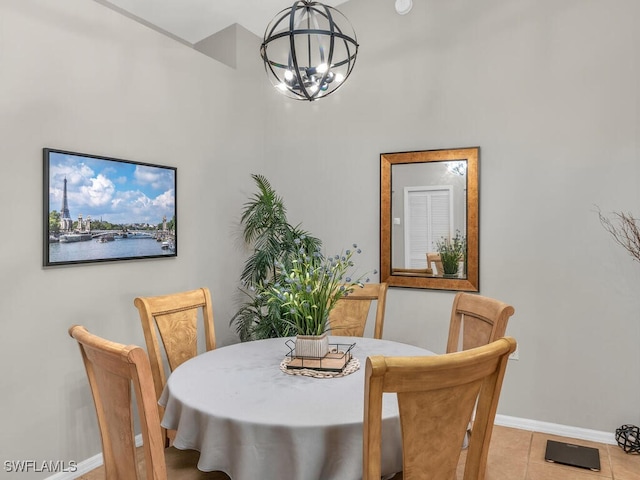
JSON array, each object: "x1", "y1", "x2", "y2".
[
  {"x1": 43, "y1": 453, "x2": 104, "y2": 480},
  {"x1": 47, "y1": 434, "x2": 142, "y2": 480},
  {"x1": 495, "y1": 414, "x2": 617, "y2": 445},
  {"x1": 48, "y1": 419, "x2": 617, "y2": 480}
]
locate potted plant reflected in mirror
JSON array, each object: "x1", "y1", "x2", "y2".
[{"x1": 436, "y1": 233, "x2": 466, "y2": 278}]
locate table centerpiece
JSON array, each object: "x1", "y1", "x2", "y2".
[{"x1": 258, "y1": 238, "x2": 374, "y2": 358}]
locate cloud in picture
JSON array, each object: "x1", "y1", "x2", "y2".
[{"x1": 47, "y1": 151, "x2": 175, "y2": 226}]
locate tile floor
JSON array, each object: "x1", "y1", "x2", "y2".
[
  {"x1": 78, "y1": 426, "x2": 639, "y2": 480},
  {"x1": 453, "y1": 426, "x2": 640, "y2": 480}
]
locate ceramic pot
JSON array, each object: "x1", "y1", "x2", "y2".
[{"x1": 295, "y1": 333, "x2": 329, "y2": 358}]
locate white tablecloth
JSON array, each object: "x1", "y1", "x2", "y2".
[{"x1": 159, "y1": 336, "x2": 434, "y2": 480}]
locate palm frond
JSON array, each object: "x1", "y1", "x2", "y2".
[
  {"x1": 232, "y1": 174, "x2": 323, "y2": 341},
  {"x1": 241, "y1": 174, "x2": 287, "y2": 244}
]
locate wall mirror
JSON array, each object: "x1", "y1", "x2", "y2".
[{"x1": 380, "y1": 147, "x2": 479, "y2": 291}]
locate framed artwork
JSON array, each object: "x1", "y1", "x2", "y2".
[{"x1": 43, "y1": 148, "x2": 177, "y2": 266}]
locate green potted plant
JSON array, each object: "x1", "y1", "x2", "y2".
[
  {"x1": 231, "y1": 174, "x2": 322, "y2": 341},
  {"x1": 258, "y1": 241, "x2": 371, "y2": 356},
  {"x1": 436, "y1": 232, "x2": 466, "y2": 277}
]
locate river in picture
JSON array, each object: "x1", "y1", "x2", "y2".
[{"x1": 48, "y1": 233, "x2": 174, "y2": 264}]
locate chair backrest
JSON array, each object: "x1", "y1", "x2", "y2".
[
  {"x1": 426, "y1": 252, "x2": 443, "y2": 276},
  {"x1": 446, "y1": 292, "x2": 515, "y2": 354},
  {"x1": 134, "y1": 287, "x2": 215, "y2": 403},
  {"x1": 69, "y1": 325, "x2": 168, "y2": 480},
  {"x1": 134, "y1": 287, "x2": 215, "y2": 447},
  {"x1": 363, "y1": 337, "x2": 517, "y2": 480},
  {"x1": 328, "y1": 283, "x2": 388, "y2": 339}
]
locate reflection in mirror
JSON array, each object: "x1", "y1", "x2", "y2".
[
  {"x1": 391, "y1": 162, "x2": 467, "y2": 275},
  {"x1": 380, "y1": 148, "x2": 479, "y2": 291}
]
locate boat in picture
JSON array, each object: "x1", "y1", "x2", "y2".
[
  {"x1": 161, "y1": 239, "x2": 175, "y2": 251},
  {"x1": 96, "y1": 234, "x2": 115, "y2": 243},
  {"x1": 59, "y1": 233, "x2": 92, "y2": 243}
]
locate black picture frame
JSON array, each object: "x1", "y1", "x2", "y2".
[{"x1": 43, "y1": 148, "x2": 177, "y2": 266}]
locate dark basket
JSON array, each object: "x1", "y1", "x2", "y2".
[{"x1": 615, "y1": 424, "x2": 640, "y2": 454}]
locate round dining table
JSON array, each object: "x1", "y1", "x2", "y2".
[{"x1": 159, "y1": 336, "x2": 434, "y2": 480}]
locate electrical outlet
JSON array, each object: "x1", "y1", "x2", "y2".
[{"x1": 509, "y1": 344, "x2": 519, "y2": 360}]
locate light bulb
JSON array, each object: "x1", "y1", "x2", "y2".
[{"x1": 316, "y1": 63, "x2": 328, "y2": 73}]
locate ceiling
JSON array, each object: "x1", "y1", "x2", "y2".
[{"x1": 97, "y1": 0, "x2": 350, "y2": 44}]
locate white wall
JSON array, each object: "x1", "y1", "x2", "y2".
[
  {"x1": 264, "y1": 0, "x2": 640, "y2": 435},
  {"x1": 2, "y1": 0, "x2": 640, "y2": 477},
  {"x1": 0, "y1": 0, "x2": 265, "y2": 476}
]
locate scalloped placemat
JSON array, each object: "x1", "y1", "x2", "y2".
[{"x1": 279, "y1": 356, "x2": 360, "y2": 378}]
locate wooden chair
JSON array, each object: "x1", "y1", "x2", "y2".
[
  {"x1": 447, "y1": 292, "x2": 515, "y2": 447},
  {"x1": 363, "y1": 337, "x2": 517, "y2": 480},
  {"x1": 446, "y1": 292, "x2": 515, "y2": 354},
  {"x1": 134, "y1": 287, "x2": 215, "y2": 446},
  {"x1": 328, "y1": 283, "x2": 388, "y2": 339},
  {"x1": 426, "y1": 252, "x2": 443, "y2": 277},
  {"x1": 68, "y1": 325, "x2": 224, "y2": 480}
]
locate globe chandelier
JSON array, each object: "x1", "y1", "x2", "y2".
[{"x1": 260, "y1": 1, "x2": 359, "y2": 101}]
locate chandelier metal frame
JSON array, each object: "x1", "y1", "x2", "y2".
[{"x1": 260, "y1": 1, "x2": 359, "y2": 101}]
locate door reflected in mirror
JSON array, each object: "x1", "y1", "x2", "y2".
[{"x1": 380, "y1": 148, "x2": 479, "y2": 291}]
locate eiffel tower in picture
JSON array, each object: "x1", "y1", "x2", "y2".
[{"x1": 60, "y1": 177, "x2": 73, "y2": 232}]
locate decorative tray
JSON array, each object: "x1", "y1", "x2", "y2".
[{"x1": 284, "y1": 340, "x2": 356, "y2": 373}]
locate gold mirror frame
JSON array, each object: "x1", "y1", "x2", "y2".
[{"x1": 380, "y1": 147, "x2": 479, "y2": 291}]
